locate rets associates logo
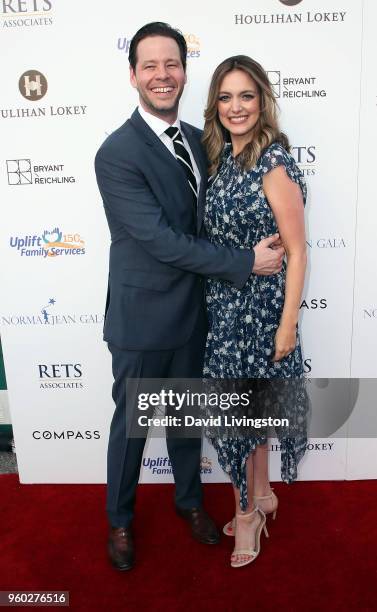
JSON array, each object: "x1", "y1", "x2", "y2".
[
  {"x1": 38, "y1": 362, "x2": 84, "y2": 389},
  {"x1": 2, "y1": 0, "x2": 53, "y2": 28}
]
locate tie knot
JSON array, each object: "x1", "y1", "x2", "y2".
[{"x1": 165, "y1": 126, "x2": 180, "y2": 140}]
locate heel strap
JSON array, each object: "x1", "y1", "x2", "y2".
[
  {"x1": 254, "y1": 490, "x2": 275, "y2": 501},
  {"x1": 236, "y1": 507, "x2": 266, "y2": 520}
]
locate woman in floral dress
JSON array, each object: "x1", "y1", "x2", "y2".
[{"x1": 202, "y1": 56, "x2": 308, "y2": 568}]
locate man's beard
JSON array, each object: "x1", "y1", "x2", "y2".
[{"x1": 139, "y1": 89, "x2": 182, "y2": 117}]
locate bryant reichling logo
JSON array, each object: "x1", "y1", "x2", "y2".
[{"x1": 6, "y1": 159, "x2": 76, "y2": 185}]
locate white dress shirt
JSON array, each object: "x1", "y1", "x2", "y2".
[{"x1": 137, "y1": 105, "x2": 201, "y2": 194}]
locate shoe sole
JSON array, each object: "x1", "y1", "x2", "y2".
[
  {"x1": 110, "y1": 562, "x2": 134, "y2": 571},
  {"x1": 192, "y1": 534, "x2": 220, "y2": 545},
  {"x1": 108, "y1": 543, "x2": 134, "y2": 571}
]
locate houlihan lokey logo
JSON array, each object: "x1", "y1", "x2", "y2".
[
  {"x1": 1, "y1": 71, "x2": 87, "y2": 120},
  {"x1": 18, "y1": 70, "x2": 47, "y2": 101},
  {"x1": 279, "y1": 0, "x2": 303, "y2": 5},
  {"x1": 9, "y1": 227, "x2": 85, "y2": 258},
  {"x1": 234, "y1": 8, "x2": 346, "y2": 25}
]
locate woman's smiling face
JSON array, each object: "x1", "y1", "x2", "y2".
[{"x1": 217, "y1": 69, "x2": 261, "y2": 143}]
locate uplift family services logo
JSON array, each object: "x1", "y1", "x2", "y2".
[
  {"x1": 9, "y1": 227, "x2": 85, "y2": 258},
  {"x1": 117, "y1": 33, "x2": 201, "y2": 59}
]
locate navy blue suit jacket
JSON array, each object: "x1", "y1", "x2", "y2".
[{"x1": 95, "y1": 109, "x2": 254, "y2": 351}]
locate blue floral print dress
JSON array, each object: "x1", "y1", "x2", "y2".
[{"x1": 203, "y1": 142, "x2": 308, "y2": 510}]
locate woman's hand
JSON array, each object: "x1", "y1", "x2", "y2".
[{"x1": 272, "y1": 323, "x2": 297, "y2": 362}]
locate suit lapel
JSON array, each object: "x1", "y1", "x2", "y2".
[
  {"x1": 130, "y1": 109, "x2": 194, "y2": 191},
  {"x1": 130, "y1": 109, "x2": 207, "y2": 233}
]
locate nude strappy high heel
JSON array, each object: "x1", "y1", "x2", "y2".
[
  {"x1": 255, "y1": 489, "x2": 278, "y2": 520},
  {"x1": 223, "y1": 489, "x2": 278, "y2": 537},
  {"x1": 230, "y1": 507, "x2": 268, "y2": 569}
]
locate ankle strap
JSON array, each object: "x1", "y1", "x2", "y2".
[
  {"x1": 236, "y1": 507, "x2": 266, "y2": 519},
  {"x1": 254, "y1": 489, "x2": 275, "y2": 500},
  {"x1": 236, "y1": 507, "x2": 259, "y2": 519}
]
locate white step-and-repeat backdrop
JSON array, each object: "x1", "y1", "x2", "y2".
[{"x1": 1, "y1": 0, "x2": 376, "y2": 484}]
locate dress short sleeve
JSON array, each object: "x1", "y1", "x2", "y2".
[{"x1": 259, "y1": 142, "x2": 307, "y2": 205}]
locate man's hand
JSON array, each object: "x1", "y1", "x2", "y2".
[{"x1": 252, "y1": 234, "x2": 285, "y2": 275}]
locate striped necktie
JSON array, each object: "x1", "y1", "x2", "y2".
[{"x1": 165, "y1": 126, "x2": 198, "y2": 211}]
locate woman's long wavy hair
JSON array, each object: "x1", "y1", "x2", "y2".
[{"x1": 202, "y1": 55, "x2": 289, "y2": 176}]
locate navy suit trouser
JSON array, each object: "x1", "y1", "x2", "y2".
[{"x1": 106, "y1": 308, "x2": 207, "y2": 528}]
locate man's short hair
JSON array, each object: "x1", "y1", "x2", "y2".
[{"x1": 129, "y1": 22, "x2": 187, "y2": 72}]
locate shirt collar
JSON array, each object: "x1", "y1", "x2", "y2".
[{"x1": 138, "y1": 105, "x2": 181, "y2": 138}]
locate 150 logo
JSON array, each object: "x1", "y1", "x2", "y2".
[{"x1": 184, "y1": 33, "x2": 201, "y2": 58}]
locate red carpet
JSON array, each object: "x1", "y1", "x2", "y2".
[{"x1": 0, "y1": 475, "x2": 376, "y2": 611}]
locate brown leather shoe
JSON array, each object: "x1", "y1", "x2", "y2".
[
  {"x1": 176, "y1": 507, "x2": 220, "y2": 545},
  {"x1": 108, "y1": 526, "x2": 134, "y2": 571}
]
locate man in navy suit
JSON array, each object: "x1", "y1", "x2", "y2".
[{"x1": 95, "y1": 22, "x2": 284, "y2": 571}]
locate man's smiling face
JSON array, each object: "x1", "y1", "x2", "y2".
[{"x1": 130, "y1": 35, "x2": 187, "y2": 121}]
